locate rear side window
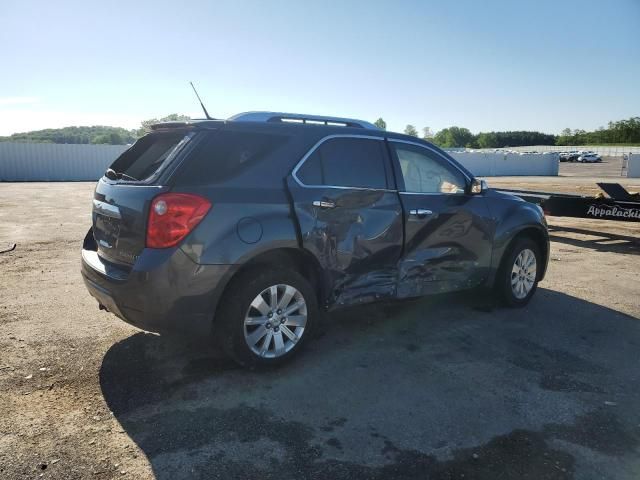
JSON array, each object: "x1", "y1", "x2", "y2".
[
  {"x1": 175, "y1": 130, "x2": 289, "y2": 185},
  {"x1": 296, "y1": 137, "x2": 388, "y2": 189},
  {"x1": 110, "y1": 132, "x2": 190, "y2": 181}
]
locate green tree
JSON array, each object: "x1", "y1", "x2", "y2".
[
  {"x1": 109, "y1": 132, "x2": 124, "y2": 144},
  {"x1": 474, "y1": 130, "x2": 555, "y2": 148},
  {"x1": 374, "y1": 118, "x2": 387, "y2": 130},
  {"x1": 422, "y1": 127, "x2": 434, "y2": 141},
  {"x1": 91, "y1": 134, "x2": 110, "y2": 144},
  {"x1": 404, "y1": 124, "x2": 418, "y2": 137},
  {"x1": 137, "y1": 114, "x2": 191, "y2": 136},
  {"x1": 432, "y1": 126, "x2": 475, "y2": 148}
]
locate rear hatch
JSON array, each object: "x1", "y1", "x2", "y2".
[{"x1": 91, "y1": 130, "x2": 195, "y2": 266}]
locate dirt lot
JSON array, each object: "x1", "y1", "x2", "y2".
[
  {"x1": 559, "y1": 156, "x2": 629, "y2": 179},
  {"x1": 488, "y1": 157, "x2": 640, "y2": 196},
  {"x1": 1, "y1": 178, "x2": 639, "y2": 480}
]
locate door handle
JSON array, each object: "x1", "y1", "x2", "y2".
[
  {"x1": 409, "y1": 208, "x2": 433, "y2": 217},
  {"x1": 313, "y1": 200, "x2": 336, "y2": 209}
]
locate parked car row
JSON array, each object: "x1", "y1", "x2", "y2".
[
  {"x1": 471, "y1": 148, "x2": 603, "y2": 163},
  {"x1": 559, "y1": 151, "x2": 602, "y2": 162}
]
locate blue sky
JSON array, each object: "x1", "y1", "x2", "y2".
[{"x1": 1, "y1": 0, "x2": 638, "y2": 136}]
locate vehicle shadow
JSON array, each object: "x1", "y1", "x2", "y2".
[
  {"x1": 548, "y1": 224, "x2": 640, "y2": 255},
  {"x1": 100, "y1": 289, "x2": 640, "y2": 480}
]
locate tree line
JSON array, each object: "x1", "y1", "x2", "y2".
[
  {"x1": 374, "y1": 116, "x2": 640, "y2": 148},
  {"x1": 0, "y1": 125, "x2": 138, "y2": 145},
  {"x1": 2, "y1": 114, "x2": 638, "y2": 147},
  {"x1": 0, "y1": 114, "x2": 191, "y2": 145},
  {"x1": 556, "y1": 117, "x2": 640, "y2": 145}
]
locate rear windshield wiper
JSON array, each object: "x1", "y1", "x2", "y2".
[{"x1": 105, "y1": 168, "x2": 138, "y2": 182}]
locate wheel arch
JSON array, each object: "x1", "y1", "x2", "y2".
[
  {"x1": 496, "y1": 225, "x2": 549, "y2": 284},
  {"x1": 212, "y1": 247, "x2": 328, "y2": 327}
]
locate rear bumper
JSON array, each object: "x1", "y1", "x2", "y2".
[{"x1": 81, "y1": 231, "x2": 236, "y2": 336}]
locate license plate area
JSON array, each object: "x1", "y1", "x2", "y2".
[{"x1": 94, "y1": 213, "x2": 121, "y2": 249}]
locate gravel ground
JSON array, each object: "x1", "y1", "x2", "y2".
[
  {"x1": 487, "y1": 157, "x2": 640, "y2": 196},
  {"x1": 0, "y1": 180, "x2": 639, "y2": 480}
]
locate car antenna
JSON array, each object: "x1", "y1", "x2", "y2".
[{"x1": 189, "y1": 81, "x2": 213, "y2": 120}]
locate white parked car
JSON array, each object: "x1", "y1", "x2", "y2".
[{"x1": 577, "y1": 153, "x2": 602, "y2": 163}]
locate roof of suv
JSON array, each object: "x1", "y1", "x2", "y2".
[
  {"x1": 149, "y1": 111, "x2": 427, "y2": 144},
  {"x1": 150, "y1": 111, "x2": 380, "y2": 131}
]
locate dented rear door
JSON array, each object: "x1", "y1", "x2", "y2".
[{"x1": 287, "y1": 135, "x2": 403, "y2": 307}]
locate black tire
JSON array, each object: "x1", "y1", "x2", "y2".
[
  {"x1": 216, "y1": 267, "x2": 319, "y2": 368},
  {"x1": 495, "y1": 237, "x2": 541, "y2": 308}
]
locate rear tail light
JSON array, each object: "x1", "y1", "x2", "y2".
[{"x1": 146, "y1": 193, "x2": 211, "y2": 248}]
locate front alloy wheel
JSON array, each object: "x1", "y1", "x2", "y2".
[
  {"x1": 497, "y1": 237, "x2": 541, "y2": 307},
  {"x1": 511, "y1": 248, "x2": 537, "y2": 300}
]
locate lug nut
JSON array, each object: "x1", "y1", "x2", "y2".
[
  {"x1": 268, "y1": 312, "x2": 273, "y2": 318},
  {"x1": 274, "y1": 327, "x2": 279, "y2": 332},
  {"x1": 266, "y1": 323, "x2": 271, "y2": 329},
  {"x1": 277, "y1": 309, "x2": 282, "y2": 315}
]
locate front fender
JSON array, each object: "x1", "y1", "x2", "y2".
[{"x1": 485, "y1": 192, "x2": 549, "y2": 285}]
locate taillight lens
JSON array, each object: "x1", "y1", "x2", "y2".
[{"x1": 146, "y1": 193, "x2": 211, "y2": 248}]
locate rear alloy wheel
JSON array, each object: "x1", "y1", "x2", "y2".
[
  {"x1": 243, "y1": 284, "x2": 308, "y2": 359},
  {"x1": 218, "y1": 268, "x2": 318, "y2": 367},
  {"x1": 497, "y1": 237, "x2": 541, "y2": 307}
]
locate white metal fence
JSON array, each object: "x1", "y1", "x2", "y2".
[
  {"x1": 450, "y1": 152, "x2": 559, "y2": 177},
  {"x1": 0, "y1": 142, "x2": 128, "y2": 181},
  {"x1": 628, "y1": 154, "x2": 640, "y2": 178},
  {"x1": 0, "y1": 142, "x2": 561, "y2": 181}
]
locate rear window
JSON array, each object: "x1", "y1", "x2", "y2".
[
  {"x1": 296, "y1": 137, "x2": 388, "y2": 189},
  {"x1": 174, "y1": 130, "x2": 289, "y2": 185},
  {"x1": 110, "y1": 132, "x2": 191, "y2": 181}
]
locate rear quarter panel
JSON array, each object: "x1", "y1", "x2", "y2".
[
  {"x1": 168, "y1": 125, "x2": 324, "y2": 266},
  {"x1": 175, "y1": 185, "x2": 299, "y2": 265}
]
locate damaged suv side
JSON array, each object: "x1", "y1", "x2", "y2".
[{"x1": 81, "y1": 112, "x2": 549, "y2": 367}]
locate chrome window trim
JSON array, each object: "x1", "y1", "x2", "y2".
[
  {"x1": 399, "y1": 191, "x2": 452, "y2": 196},
  {"x1": 388, "y1": 138, "x2": 472, "y2": 193},
  {"x1": 291, "y1": 134, "x2": 396, "y2": 192}
]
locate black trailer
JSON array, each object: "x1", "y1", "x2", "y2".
[{"x1": 497, "y1": 183, "x2": 640, "y2": 223}]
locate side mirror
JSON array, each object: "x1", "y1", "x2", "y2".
[{"x1": 470, "y1": 178, "x2": 488, "y2": 195}]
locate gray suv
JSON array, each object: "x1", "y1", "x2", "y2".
[{"x1": 81, "y1": 112, "x2": 549, "y2": 367}]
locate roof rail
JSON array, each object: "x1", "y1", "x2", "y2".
[{"x1": 228, "y1": 111, "x2": 380, "y2": 130}]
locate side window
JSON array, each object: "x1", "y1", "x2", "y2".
[
  {"x1": 175, "y1": 130, "x2": 289, "y2": 185},
  {"x1": 296, "y1": 137, "x2": 388, "y2": 189},
  {"x1": 393, "y1": 144, "x2": 466, "y2": 194}
]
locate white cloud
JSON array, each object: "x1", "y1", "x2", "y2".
[
  {"x1": 0, "y1": 110, "x2": 142, "y2": 136},
  {"x1": 0, "y1": 96, "x2": 39, "y2": 106}
]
